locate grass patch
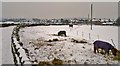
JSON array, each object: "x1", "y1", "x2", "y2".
[
  {"x1": 52, "y1": 58, "x2": 63, "y2": 65},
  {"x1": 45, "y1": 38, "x2": 59, "y2": 42},
  {"x1": 37, "y1": 58, "x2": 63, "y2": 65},
  {"x1": 38, "y1": 61, "x2": 50, "y2": 66},
  {"x1": 113, "y1": 51, "x2": 120, "y2": 61},
  {"x1": 47, "y1": 44, "x2": 54, "y2": 46},
  {"x1": 71, "y1": 39, "x2": 87, "y2": 43}
]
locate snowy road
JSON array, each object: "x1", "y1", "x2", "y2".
[
  {"x1": 0, "y1": 26, "x2": 15, "y2": 65},
  {"x1": 0, "y1": 27, "x2": 2, "y2": 65}
]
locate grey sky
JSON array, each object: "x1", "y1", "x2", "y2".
[
  {"x1": 118, "y1": 2, "x2": 120, "y2": 17},
  {"x1": 2, "y1": 2, "x2": 118, "y2": 19},
  {"x1": 0, "y1": 2, "x2": 2, "y2": 20}
]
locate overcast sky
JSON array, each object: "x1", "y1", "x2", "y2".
[
  {"x1": 1, "y1": 0, "x2": 119, "y2": 2},
  {"x1": 2, "y1": 2, "x2": 118, "y2": 19}
]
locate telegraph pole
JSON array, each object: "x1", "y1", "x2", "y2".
[
  {"x1": 90, "y1": 4, "x2": 93, "y2": 30},
  {"x1": 87, "y1": 14, "x2": 89, "y2": 25}
]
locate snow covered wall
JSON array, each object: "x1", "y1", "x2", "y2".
[{"x1": 11, "y1": 25, "x2": 31, "y2": 66}]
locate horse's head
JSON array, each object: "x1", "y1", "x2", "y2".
[{"x1": 111, "y1": 48, "x2": 117, "y2": 56}]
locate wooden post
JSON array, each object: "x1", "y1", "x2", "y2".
[
  {"x1": 89, "y1": 33, "x2": 91, "y2": 40},
  {"x1": 76, "y1": 30, "x2": 78, "y2": 35},
  {"x1": 87, "y1": 14, "x2": 89, "y2": 25},
  {"x1": 97, "y1": 35, "x2": 99, "y2": 39},
  {"x1": 90, "y1": 4, "x2": 93, "y2": 30},
  {"x1": 88, "y1": 14, "x2": 89, "y2": 21},
  {"x1": 82, "y1": 32, "x2": 84, "y2": 38}
]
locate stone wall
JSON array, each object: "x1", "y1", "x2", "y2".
[{"x1": 11, "y1": 25, "x2": 31, "y2": 66}]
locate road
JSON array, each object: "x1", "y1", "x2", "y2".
[{"x1": 0, "y1": 26, "x2": 15, "y2": 65}]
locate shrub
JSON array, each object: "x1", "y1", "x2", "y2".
[
  {"x1": 116, "y1": 17, "x2": 120, "y2": 26},
  {"x1": 53, "y1": 38, "x2": 59, "y2": 41}
]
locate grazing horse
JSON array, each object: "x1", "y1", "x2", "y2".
[{"x1": 93, "y1": 40, "x2": 117, "y2": 56}]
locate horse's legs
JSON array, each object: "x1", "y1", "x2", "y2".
[
  {"x1": 97, "y1": 48, "x2": 99, "y2": 53},
  {"x1": 104, "y1": 50, "x2": 109, "y2": 56},
  {"x1": 107, "y1": 50, "x2": 109, "y2": 55},
  {"x1": 94, "y1": 47, "x2": 97, "y2": 53}
]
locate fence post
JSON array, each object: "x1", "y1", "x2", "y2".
[
  {"x1": 76, "y1": 30, "x2": 78, "y2": 35},
  {"x1": 89, "y1": 33, "x2": 91, "y2": 40},
  {"x1": 97, "y1": 35, "x2": 99, "y2": 39},
  {"x1": 82, "y1": 32, "x2": 84, "y2": 38}
]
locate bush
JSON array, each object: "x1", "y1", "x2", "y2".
[
  {"x1": 116, "y1": 17, "x2": 120, "y2": 26},
  {"x1": 53, "y1": 38, "x2": 59, "y2": 41}
]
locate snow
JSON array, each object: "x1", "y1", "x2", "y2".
[
  {"x1": 0, "y1": 28, "x2": 2, "y2": 65},
  {"x1": 13, "y1": 38, "x2": 21, "y2": 49},
  {"x1": 1, "y1": 26, "x2": 15, "y2": 65},
  {"x1": 2, "y1": 21, "x2": 14, "y2": 24},
  {"x1": 13, "y1": 36, "x2": 31, "y2": 64},
  {"x1": 18, "y1": 48, "x2": 30, "y2": 63},
  {"x1": 19, "y1": 25, "x2": 118, "y2": 64}
]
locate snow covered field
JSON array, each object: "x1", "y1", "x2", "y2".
[{"x1": 19, "y1": 25, "x2": 119, "y2": 64}]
